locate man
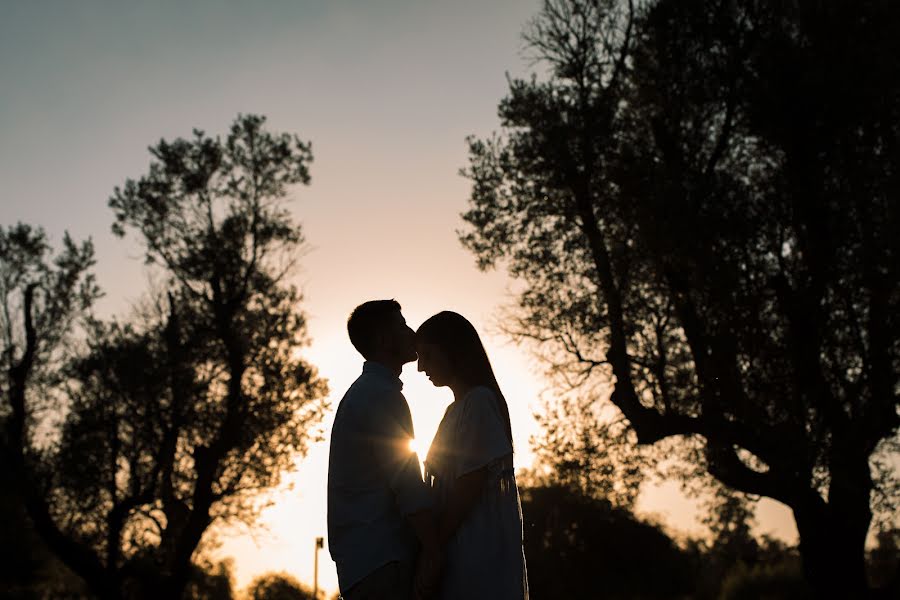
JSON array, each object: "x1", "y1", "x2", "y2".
[{"x1": 328, "y1": 300, "x2": 440, "y2": 600}]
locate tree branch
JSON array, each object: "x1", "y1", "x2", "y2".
[{"x1": 4, "y1": 285, "x2": 109, "y2": 595}]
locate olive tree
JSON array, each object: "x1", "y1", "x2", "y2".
[
  {"x1": 3, "y1": 114, "x2": 329, "y2": 599},
  {"x1": 461, "y1": 1, "x2": 899, "y2": 595}
]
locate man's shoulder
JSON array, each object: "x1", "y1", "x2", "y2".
[
  {"x1": 336, "y1": 372, "x2": 400, "y2": 421},
  {"x1": 345, "y1": 371, "x2": 397, "y2": 404}
]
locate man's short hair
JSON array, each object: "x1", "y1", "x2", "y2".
[{"x1": 347, "y1": 299, "x2": 402, "y2": 359}]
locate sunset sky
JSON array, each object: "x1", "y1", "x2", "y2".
[{"x1": 1, "y1": 1, "x2": 796, "y2": 595}]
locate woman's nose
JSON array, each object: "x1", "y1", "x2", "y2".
[{"x1": 417, "y1": 360, "x2": 425, "y2": 372}]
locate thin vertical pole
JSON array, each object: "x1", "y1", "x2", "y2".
[{"x1": 314, "y1": 536, "x2": 323, "y2": 598}]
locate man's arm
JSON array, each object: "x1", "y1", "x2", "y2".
[
  {"x1": 374, "y1": 399, "x2": 440, "y2": 548},
  {"x1": 378, "y1": 403, "x2": 442, "y2": 597},
  {"x1": 407, "y1": 507, "x2": 439, "y2": 548},
  {"x1": 409, "y1": 508, "x2": 442, "y2": 600},
  {"x1": 392, "y1": 452, "x2": 441, "y2": 599},
  {"x1": 390, "y1": 453, "x2": 441, "y2": 555}
]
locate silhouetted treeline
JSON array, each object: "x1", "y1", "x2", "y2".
[
  {"x1": 520, "y1": 484, "x2": 900, "y2": 600},
  {"x1": 521, "y1": 484, "x2": 695, "y2": 599},
  {"x1": 4, "y1": 472, "x2": 897, "y2": 599},
  {"x1": 245, "y1": 572, "x2": 322, "y2": 600}
]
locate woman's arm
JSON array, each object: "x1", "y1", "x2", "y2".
[{"x1": 437, "y1": 465, "x2": 489, "y2": 544}]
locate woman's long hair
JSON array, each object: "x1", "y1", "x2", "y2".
[{"x1": 416, "y1": 311, "x2": 513, "y2": 449}]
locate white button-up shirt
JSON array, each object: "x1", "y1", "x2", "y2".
[{"x1": 327, "y1": 361, "x2": 431, "y2": 592}]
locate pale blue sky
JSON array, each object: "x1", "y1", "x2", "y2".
[
  {"x1": 1, "y1": 0, "x2": 537, "y2": 309},
  {"x1": 0, "y1": 1, "x2": 796, "y2": 594}
]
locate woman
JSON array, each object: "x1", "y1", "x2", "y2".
[{"x1": 415, "y1": 311, "x2": 529, "y2": 600}]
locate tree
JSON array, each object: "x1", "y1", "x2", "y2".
[
  {"x1": 520, "y1": 484, "x2": 695, "y2": 598},
  {"x1": 526, "y1": 393, "x2": 648, "y2": 508},
  {"x1": 2, "y1": 114, "x2": 328, "y2": 599},
  {"x1": 867, "y1": 528, "x2": 900, "y2": 596},
  {"x1": 245, "y1": 572, "x2": 317, "y2": 600},
  {"x1": 718, "y1": 560, "x2": 809, "y2": 600},
  {"x1": 461, "y1": 0, "x2": 899, "y2": 595},
  {"x1": 692, "y1": 488, "x2": 769, "y2": 598},
  {"x1": 0, "y1": 434, "x2": 92, "y2": 599},
  {"x1": 1, "y1": 223, "x2": 101, "y2": 596},
  {"x1": 182, "y1": 558, "x2": 236, "y2": 600}
]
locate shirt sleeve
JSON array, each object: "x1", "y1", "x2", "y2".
[
  {"x1": 367, "y1": 391, "x2": 432, "y2": 516},
  {"x1": 456, "y1": 387, "x2": 513, "y2": 476}
]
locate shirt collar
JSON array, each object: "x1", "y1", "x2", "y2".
[{"x1": 362, "y1": 361, "x2": 403, "y2": 390}]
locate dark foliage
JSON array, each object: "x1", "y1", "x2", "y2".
[
  {"x1": 521, "y1": 485, "x2": 694, "y2": 598},
  {"x1": 245, "y1": 572, "x2": 318, "y2": 600}
]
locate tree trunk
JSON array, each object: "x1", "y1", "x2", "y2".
[{"x1": 793, "y1": 491, "x2": 872, "y2": 598}]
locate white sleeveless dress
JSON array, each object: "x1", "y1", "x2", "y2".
[{"x1": 424, "y1": 386, "x2": 529, "y2": 600}]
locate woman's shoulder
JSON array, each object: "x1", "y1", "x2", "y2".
[
  {"x1": 461, "y1": 385, "x2": 503, "y2": 419},
  {"x1": 464, "y1": 385, "x2": 497, "y2": 402}
]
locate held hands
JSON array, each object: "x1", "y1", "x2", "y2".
[{"x1": 412, "y1": 544, "x2": 443, "y2": 600}]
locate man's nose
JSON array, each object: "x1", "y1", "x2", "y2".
[{"x1": 417, "y1": 360, "x2": 425, "y2": 372}]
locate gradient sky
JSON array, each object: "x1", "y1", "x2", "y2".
[{"x1": 1, "y1": 1, "x2": 796, "y2": 594}]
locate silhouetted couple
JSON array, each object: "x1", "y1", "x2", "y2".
[{"x1": 327, "y1": 300, "x2": 529, "y2": 600}]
